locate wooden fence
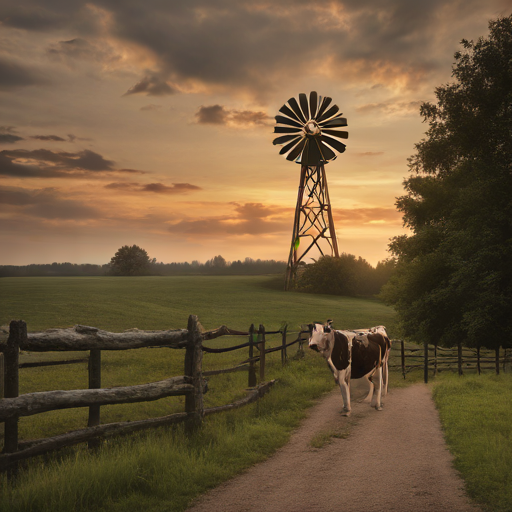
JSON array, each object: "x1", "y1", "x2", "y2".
[
  {"x1": 0, "y1": 316, "x2": 308, "y2": 475},
  {"x1": 389, "y1": 341, "x2": 511, "y2": 382}
]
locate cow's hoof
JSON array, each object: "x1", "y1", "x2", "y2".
[
  {"x1": 341, "y1": 409, "x2": 351, "y2": 417},
  {"x1": 375, "y1": 405, "x2": 383, "y2": 411}
]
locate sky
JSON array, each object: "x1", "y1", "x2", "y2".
[{"x1": 1, "y1": 0, "x2": 510, "y2": 267}]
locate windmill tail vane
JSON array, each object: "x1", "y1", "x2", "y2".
[{"x1": 273, "y1": 91, "x2": 348, "y2": 290}]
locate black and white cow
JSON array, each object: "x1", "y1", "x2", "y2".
[{"x1": 309, "y1": 321, "x2": 385, "y2": 416}]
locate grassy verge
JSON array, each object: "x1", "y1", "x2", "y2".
[{"x1": 433, "y1": 373, "x2": 512, "y2": 512}]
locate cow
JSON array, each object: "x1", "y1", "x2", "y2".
[
  {"x1": 352, "y1": 325, "x2": 392, "y2": 399},
  {"x1": 308, "y1": 321, "x2": 385, "y2": 416}
]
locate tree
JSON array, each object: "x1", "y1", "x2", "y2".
[
  {"x1": 381, "y1": 16, "x2": 512, "y2": 351},
  {"x1": 108, "y1": 245, "x2": 152, "y2": 276}
]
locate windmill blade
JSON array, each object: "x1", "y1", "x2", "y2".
[
  {"x1": 274, "y1": 126, "x2": 302, "y2": 134},
  {"x1": 286, "y1": 137, "x2": 307, "y2": 161},
  {"x1": 287, "y1": 97, "x2": 307, "y2": 124},
  {"x1": 322, "y1": 129, "x2": 349, "y2": 139},
  {"x1": 314, "y1": 96, "x2": 332, "y2": 121},
  {"x1": 275, "y1": 115, "x2": 303, "y2": 129},
  {"x1": 279, "y1": 136, "x2": 304, "y2": 155},
  {"x1": 318, "y1": 140, "x2": 336, "y2": 161},
  {"x1": 321, "y1": 117, "x2": 347, "y2": 128},
  {"x1": 309, "y1": 91, "x2": 318, "y2": 120},
  {"x1": 279, "y1": 104, "x2": 303, "y2": 123},
  {"x1": 321, "y1": 134, "x2": 346, "y2": 154},
  {"x1": 317, "y1": 105, "x2": 340, "y2": 123},
  {"x1": 273, "y1": 134, "x2": 303, "y2": 145},
  {"x1": 299, "y1": 93, "x2": 310, "y2": 121}
]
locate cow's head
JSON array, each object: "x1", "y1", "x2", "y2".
[{"x1": 308, "y1": 320, "x2": 334, "y2": 357}]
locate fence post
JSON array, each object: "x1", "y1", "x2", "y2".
[
  {"x1": 457, "y1": 341, "x2": 463, "y2": 376},
  {"x1": 434, "y1": 344, "x2": 438, "y2": 376},
  {"x1": 401, "y1": 340, "x2": 405, "y2": 379},
  {"x1": 3, "y1": 320, "x2": 26, "y2": 477},
  {"x1": 185, "y1": 315, "x2": 203, "y2": 431},
  {"x1": 248, "y1": 324, "x2": 257, "y2": 387},
  {"x1": 87, "y1": 349, "x2": 101, "y2": 449},
  {"x1": 259, "y1": 324, "x2": 266, "y2": 383},
  {"x1": 281, "y1": 325, "x2": 287, "y2": 366},
  {"x1": 477, "y1": 345, "x2": 481, "y2": 375},
  {"x1": 495, "y1": 346, "x2": 500, "y2": 375},
  {"x1": 423, "y1": 340, "x2": 428, "y2": 383}
]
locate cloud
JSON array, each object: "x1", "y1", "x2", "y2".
[
  {"x1": 0, "y1": 148, "x2": 145, "y2": 178},
  {"x1": 196, "y1": 105, "x2": 272, "y2": 127},
  {"x1": 0, "y1": 186, "x2": 101, "y2": 220},
  {"x1": 333, "y1": 207, "x2": 402, "y2": 225},
  {"x1": 140, "y1": 104, "x2": 162, "y2": 111},
  {"x1": 0, "y1": 134, "x2": 24, "y2": 144},
  {"x1": 30, "y1": 135, "x2": 67, "y2": 141},
  {"x1": 167, "y1": 202, "x2": 289, "y2": 236},
  {"x1": 355, "y1": 151, "x2": 384, "y2": 157},
  {"x1": 124, "y1": 74, "x2": 178, "y2": 96},
  {"x1": 0, "y1": 57, "x2": 45, "y2": 90},
  {"x1": 356, "y1": 98, "x2": 423, "y2": 115},
  {"x1": 105, "y1": 182, "x2": 201, "y2": 194}
]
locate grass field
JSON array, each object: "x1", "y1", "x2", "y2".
[
  {"x1": 433, "y1": 373, "x2": 512, "y2": 512},
  {"x1": 0, "y1": 275, "x2": 397, "y2": 512}
]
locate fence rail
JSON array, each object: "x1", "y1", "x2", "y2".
[
  {"x1": 0, "y1": 317, "x2": 308, "y2": 476},
  {"x1": 390, "y1": 341, "x2": 511, "y2": 381}
]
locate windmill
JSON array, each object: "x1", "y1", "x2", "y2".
[{"x1": 273, "y1": 91, "x2": 348, "y2": 290}]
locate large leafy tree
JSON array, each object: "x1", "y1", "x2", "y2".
[
  {"x1": 381, "y1": 16, "x2": 512, "y2": 350},
  {"x1": 108, "y1": 245, "x2": 153, "y2": 276}
]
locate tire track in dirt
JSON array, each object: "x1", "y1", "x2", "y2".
[{"x1": 186, "y1": 382, "x2": 480, "y2": 512}]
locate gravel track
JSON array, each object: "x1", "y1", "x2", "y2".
[{"x1": 186, "y1": 381, "x2": 480, "y2": 512}]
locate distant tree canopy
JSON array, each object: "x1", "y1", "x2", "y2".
[
  {"x1": 108, "y1": 245, "x2": 153, "y2": 276},
  {"x1": 297, "y1": 254, "x2": 395, "y2": 297},
  {"x1": 381, "y1": 16, "x2": 512, "y2": 351}
]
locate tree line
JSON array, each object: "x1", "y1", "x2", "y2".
[{"x1": 381, "y1": 16, "x2": 512, "y2": 354}]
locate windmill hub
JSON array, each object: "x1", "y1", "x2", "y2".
[{"x1": 304, "y1": 121, "x2": 320, "y2": 136}]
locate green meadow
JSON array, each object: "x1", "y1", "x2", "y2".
[{"x1": 0, "y1": 276, "x2": 510, "y2": 512}]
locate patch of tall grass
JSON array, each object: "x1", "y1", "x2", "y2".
[{"x1": 433, "y1": 373, "x2": 512, "y2": 512}]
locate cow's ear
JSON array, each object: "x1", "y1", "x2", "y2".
[
  {"x1": 326, "y1": 319, "x2": 333, "y2": 327},
  {"x1": 307, "y1": 323, "x2": 314, "y2": 334}
]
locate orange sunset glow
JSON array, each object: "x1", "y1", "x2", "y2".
[{"x1": 1, "y1": 1, "x2": 509, "y2": 266}]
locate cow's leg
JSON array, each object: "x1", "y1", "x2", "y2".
[
  {"x1": 338, "y1": 370, "x2": 351, "y2": 416},
  {"x1": 370, "y1": 367, "x2": 383, "y2": 411},
  {"x1": 360, "y1": 374, "x2": 374, "y2": 403}
]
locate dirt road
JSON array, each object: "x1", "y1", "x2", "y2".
[{"x1": 186, "y1": 382, "x2": 480, "y2": 512}]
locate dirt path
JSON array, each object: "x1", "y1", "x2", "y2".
[{"x1": 186, "y1": 382, "x2": 480, "y2": 512}]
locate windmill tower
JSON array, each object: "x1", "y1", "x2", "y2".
[{"x1": 273, "y1": 92, "x2": 348, "y2": 290}]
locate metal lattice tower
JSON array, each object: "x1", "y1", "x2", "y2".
[{"x1": 272, "y1": 91, "x2": 348, "y2": 290}]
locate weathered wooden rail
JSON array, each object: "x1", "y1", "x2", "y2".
[
  {"x1": 0, "y1": 316, "x2": 307, "y2": 475},
  {"x1": 389, "y1": 341, "x2": 510, "y2": 381}
]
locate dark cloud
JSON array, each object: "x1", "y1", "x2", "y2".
[
  {"x1": 0, "y1": 148, "x2": 142, "y2": 178},
  {"x1": 196, "y1": 105, "x2": 272, "y2": 127},
  {"x1": 0, "y1": 58, "x2": 45, "y2": 90},
  {"x1": 124, "y1": 74, "x2": 177, "y2": 96},
  {"x1": 30, "y1": 135, "x2": 67, "y2": 142},
  {"x1": 167, "y1": 202, "x2": 289, "y2": 236},
  {"x1": 0, "y1": 186, "x2": 101, "y2": 220},
  {"x1": 0, "y1": 134, "x2": 24, "y2": 144},
  {"x1": 0, "y1": 3, "x2": 88, "y2": 32},
  {"x1": 196, "y1": 105, "x2": 227, "y2": 125},
  {"x1": 2, "y1": 1, "x2": 499, "y2": 97},
  {"x1": 105, "y1": 182, "x2": 201, "y2": 194}
]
